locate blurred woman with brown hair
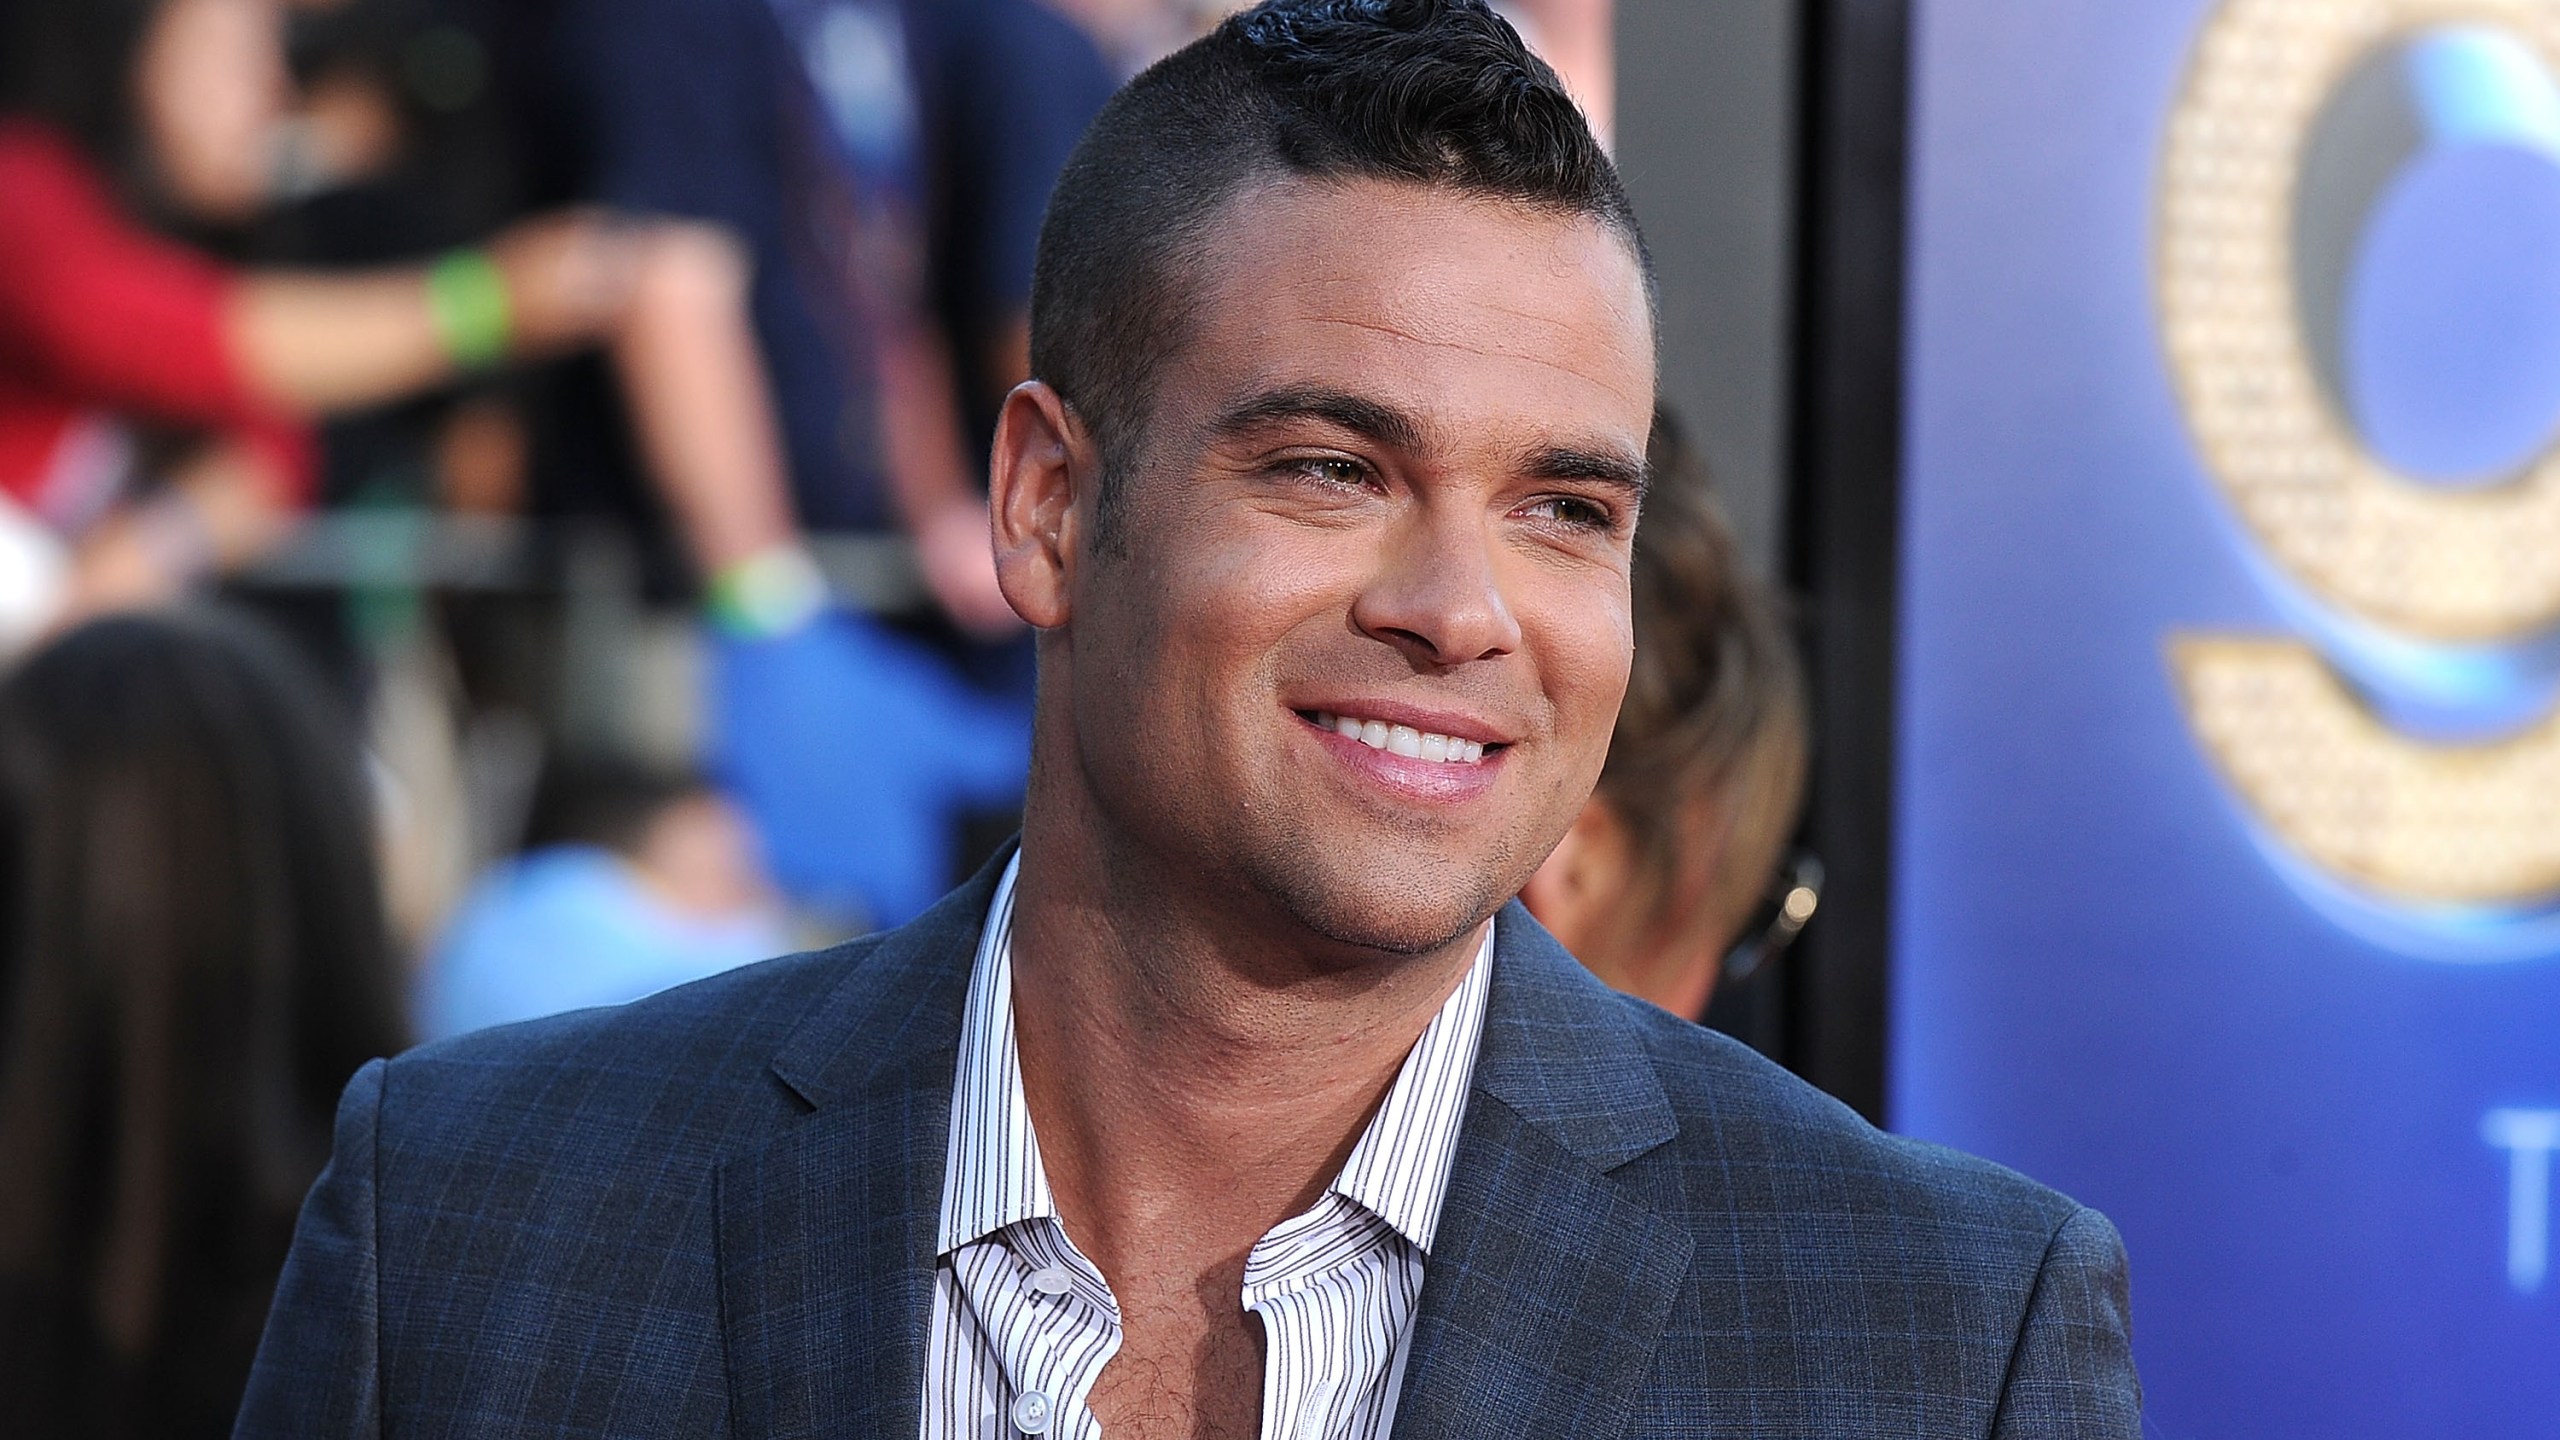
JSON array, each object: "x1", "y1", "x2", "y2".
[
  {"x1": 0, "y1": 609, "x2": 406, "y2": 1436},
  {"x1": 1522, "y1": 407, "x2": 1812, "y2": 1020}
]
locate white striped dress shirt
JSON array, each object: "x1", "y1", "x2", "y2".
[{"x1": 922, "y1": 857, "x2": 1493, "y2": 1440}]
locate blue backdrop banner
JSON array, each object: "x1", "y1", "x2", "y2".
[{"x1": 1894, "y1": 1, "x2": 2560, "y2": 1434}]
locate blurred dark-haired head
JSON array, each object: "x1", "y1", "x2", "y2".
[
  {"x1": 0, "y1": 607, "x2": 404, "y2": 1435},
  {"x1": 1030, "y1": 0, "x2": 1643, "y2": 522},
  {"x1": 0, "y1": 0, "x2": 158, "y2": 160},
  {"x1": 0, "y1": 0, "x2": 287, "y2": 221}
]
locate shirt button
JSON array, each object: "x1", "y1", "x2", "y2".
[
  {"x1": 1027, "y1": 1264, "x2": 1074, "y2": 1297},
  {"x1": 1012, "y1": 1390, "x2": 1056, "y2": 1434}
]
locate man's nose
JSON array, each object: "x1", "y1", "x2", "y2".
[{"x1": 1349, "y1": 505, "x2": 1524, "y2": 667}]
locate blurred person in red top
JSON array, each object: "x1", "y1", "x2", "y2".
[{"x1": 0, "y1": 0, "x2": 776, "y2": 628}]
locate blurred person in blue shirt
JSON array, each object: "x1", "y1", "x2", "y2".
[
  {"x1": 913, "y1": 0, "x2": 1122, "y2": 443},
  {"x1": 293, "y1": 0, "x2": 1113, "y2": 923},
  {"x1": 417, "y1": 758, "x2": 794, "y2": 1041},
  {"x1": 505, "y1": 0, "x2": 1110, "y2": 631},
  {"x1": 478, "y1": 0, "x2": 1111, "y2": 915}
]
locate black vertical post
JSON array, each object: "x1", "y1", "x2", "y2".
[
  {"x1": 1784, "y1": 0, "x2": 1912, "y2": 1125},
  {"x1": 1612, "y1": 0, "x2": 1803, "y2": 578},
  {"x1": 1615, "y1": 0, "x2": 1805, "y2": 1065}
]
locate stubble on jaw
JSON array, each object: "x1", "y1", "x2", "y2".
[
  {"x1": 1059, "y1": 510, "x2": 1538, "y2": 972},
  {"x1": 1233, "y1": 797, "x2": 1525, "y2": 961}
]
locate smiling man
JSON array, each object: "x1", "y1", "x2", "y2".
[{"x1": 237, "y1": 3, "x2": 2140, "y2": 1437}]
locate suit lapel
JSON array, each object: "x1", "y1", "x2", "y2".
[
  {"x1": 716, "y1": 1057, "x2": 952, "y2": 1438},
  {"x1": 714, "y1": 858, "x2": 1003, "y2": 1439},
  {"x1": 710, "y1": 876, "x2": 1695, "y2": 1438},
  {"x1": 1391, "y1": 904, "x2": 1693, "y2": 1440}
]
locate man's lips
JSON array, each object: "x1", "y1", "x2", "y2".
[
  {"x1": 1291, "y1": 705, "x2": 1513, "y2": 801},
  {"x1": 1291, "y1": 698, "x2": 1515, "y2": 749},
  {"x1": 1303, "y1": 709, "x2": 1491, "y2": 765}
]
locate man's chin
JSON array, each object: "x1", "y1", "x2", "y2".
[{"x1": 1251, "y1": 855, "x2": 1509, "y2": 961}]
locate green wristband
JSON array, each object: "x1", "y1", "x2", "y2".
[
  {"x1": 426, "y1": 249, "x2": 512, "y2": 370},
  {"x1": 707, "y1": 545, "x2": 828, "y2": 640}
]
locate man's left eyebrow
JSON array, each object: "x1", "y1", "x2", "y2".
[
  {"x1": 1208, "y1": 387, "x2": 1425, "y2": 452},
  {"x1": 1526, "y1": 447, "x2": 1651, "y2": 498}
]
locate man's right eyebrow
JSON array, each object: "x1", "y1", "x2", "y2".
[{"x1": 1207, "y1": 387, "x2": 1425, "y2": 453}]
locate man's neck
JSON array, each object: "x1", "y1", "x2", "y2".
[{"x1": 1004, "y1": 812, "x2": 1484, "y2": 1277}]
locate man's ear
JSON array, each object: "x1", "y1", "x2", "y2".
[
  {"x1": 989, "y1": 380, "x2": 1092, "y2": 630},
  {"x1": 1522, "y1": 799, "x2": 1634, "y2": 960}
]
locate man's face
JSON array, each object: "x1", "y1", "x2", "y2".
[{"x1": 1062, "y1": 176, "x2": 1655, "y2": 956}]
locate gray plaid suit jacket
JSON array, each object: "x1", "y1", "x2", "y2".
[{"x1": 237, "y1": 854, "x2": 2141, "y2": 1437}]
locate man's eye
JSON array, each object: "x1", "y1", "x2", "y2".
[
  {"x1": 1288, "y1": 457, "x2": 1371, "y2": 488},
  {"x1": 1522, "y1": 495, "x2": 1617, "y2": 531}
]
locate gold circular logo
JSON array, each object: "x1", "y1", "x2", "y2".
[{"x1": 2161, "y1": 0, "x2": 2560, "y2": 641}]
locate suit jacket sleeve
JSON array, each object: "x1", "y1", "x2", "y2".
[
  {"x1": 1989, "y1": 1204, "x2": 2143, "y2": 1437},
  {"x1": 233, "y1": 1058, "x2": 386, "y2": 1440}
]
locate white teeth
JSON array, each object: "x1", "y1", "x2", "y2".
[{"x1": 1313, "y1": 710, "x2": 1491, "y2": 766}]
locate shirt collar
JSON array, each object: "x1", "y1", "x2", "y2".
[
  {"x1": 1325, "y1": 926, "x2": 1491, "y2": 1254},
  {"x1": 936, "y1": 856, "x2": 1055, "y2": 1253},
  {"x1": 935, "y1": 855, "x2": 1495, "y2": 1258}
]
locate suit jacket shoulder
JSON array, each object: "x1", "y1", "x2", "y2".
[
  {"x1": 238, "y1": 869, "x2": 991, "y2": 1440},
  {"x1": 1385, "y1": 913, "x2": 2140, "y2": 1439},
  {"x1": 1628, "y1": 994, "x2": 2086, "y2": 1248},
  {"x1": 381, "y1": 936, "x2": 880, "y2": 1158}
]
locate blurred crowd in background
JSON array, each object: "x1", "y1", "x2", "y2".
[{"x1": 0, "y1": 0, "x2": 1806, "y2": 1433}]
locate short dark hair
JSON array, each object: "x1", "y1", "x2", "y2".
[{"x1": 1030, "y1": 0, "x2": 1646, "y2": 517}]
